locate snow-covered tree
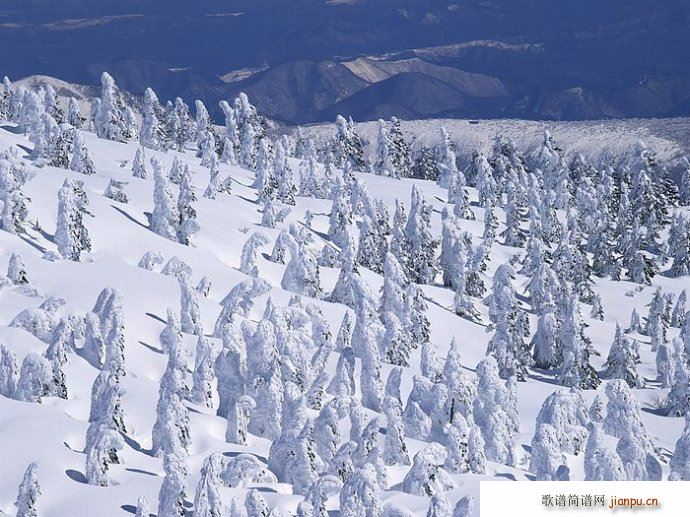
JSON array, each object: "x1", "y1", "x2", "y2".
[
  {"x1": 177, "y1": 165, "x2": 200, "y2": 244},
  {"x1": 339, "y1": 465, "x2": 382, "y2": 516},
  {"x1": 604, "y1": 379, "x2": 652, "y2": 449},
  {"x1": 487, "y1": 264, "x2": 530, "y2": 380},
  {"x1": 94, "y1": 72, "x2": 132, "y2": 142},
  {"x1": 194, "y1": 453, "x2": 224, "y2": 517},
  {"x1": 226, "y1": 395, "x2": 255, "y2": 446},
  {"x1": 331, "y1": 115, "x2": 365, "y2": 170},
  {"x1": 240, "y1": 233, "x2": 270, "y2": 277},
  {"x1": 55, "y1": 179, "x2": 91, "y2": 261},
  {"x1": 0, "y1": 155, "x2": 29, "y2": 234},
  {"x1": 179, "y1": 273, "x2": 202, "y2": 335},
  {"x1": 131, "y1": 147, "x2": 147, "y2": 179},
  {"x1": 134, "y1": 497, "x2": 150, "y2": 517},
  {"x1": 15, "y1": 462, "x2": 40, "y2": 517},
  {"x1": 383, "y1": 395, "x2": 410, "y2": 466},
  {"x1": 534, "y1": 389, "x2": 589, "y2": 455},
  {"x1": 274, "y1": 141, "x2": 296, "y2": 205},
  {"x1": 559, "y1": 295, "x2": 600, "y2": 389},
  {"x1": 282, "y1": 242, "x2": 322, "y2": 298},
  {"x1": 529, "y1": 423, "x2": 569, "y2": 480},
  {"x1": 0, "y1": 343, "x2": 19, "y2": 398},
  {"x1": 672, "y1": 291, "x2": 687, "y2": 328},
  {"x1": 150, "y1": 158, "x2": 179, "y2": 241},
  {"x1": 616, "y1": 423, "x2": 654, "y2": 480},
  {"x1": 669, "y1": 413, "x2": 690, "y2": 480},
  {"x1": 7, "y1": 252, "x2": 28, "y2": 285},
  {"x1": 601, "y1": 322, "x2": 643, "y2": 388},
  {"x1": 402, "y1": 443, "x2": 455, "y2": 496},
  {"x1": 374, "y1": 119, "x2": 397, "y2": 178},
  {"x1": 158, "y1": 453, "x2": 188, "y2": 517},
  {"x1": 84, "y1": 421, "x2": 124, "y2": 486},
  {"x1": 67, "y1": 130, "x2": 94, "y2": 175},
  {"x1": 191, "y1": 335, "x2": 215, "y2": 408},
  {"x1": 152, "y1": 347, "x2": 191, "y2": 457},
  {"x1": 405, "y1": 187, "x2": 438, "y2": 284},
  {"x1": 66, "y1": 97, "x2": 84, "y2": 128},
  {"x1": 473, "y1": 357, "x2": 518, "y2": 465},
  {"x1": 104, "y1": 178, "x2": 128, "y2": 204},
  {"x1": 140, "y1": 88, "x2": 166, "y2": 150},
  {"x1": 584, "y1": 423, "x2": 626, "y2": 481}
]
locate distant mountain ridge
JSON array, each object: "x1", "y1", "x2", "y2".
[{"x1": 1, "y1": 0, "x2": 689, "y2": 123}]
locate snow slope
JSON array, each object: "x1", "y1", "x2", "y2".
[{"x1": 0, "y1": 118, "x2": 689, "y2": 516}]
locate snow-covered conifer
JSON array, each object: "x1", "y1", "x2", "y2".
[
  {"x1": 55, "y1": 179, "x2": 91, "y2": 261},
  {"x1": 338, "y1": 465, "x2": 381, "y2": 517},
  {"x1": 152, "y1": 348, "x2": 191, "y2": 457},
  {"x1": 282, "y1": 242, "x2": 322, "y2": 298},
  {"x1": 443, "y1": 414, "x2": 470, "y2": 474},
  {"x1": 134, "y1": 497, "x2": 150, "y2": 517},
  {"x1": 226, "y1": 395, "x2": 254, "y2": 445},
  {"x1": 179, "y1": 273, "x2": 202, "y2": 335},
  {"x1": 7, "y1": 252, "x2": 28, "y2": 285},
  {"x1": 616, "y1": 424, "x2": 653, "y2": 480},
  {"x1": 66, "y1": 97, "x2": 83, "y2": 128},
  {"x1": 274, "y1": 141, "x2": 296, "y2": 205},
  {"x1": 402, "y1": 443, "x2": 455, "y2": 496},
  {"x1": 374, "y1": 119, "x2": 397, "y2": 178},
  {"x1": 559, "y1": 295, "x2": 600, "y2": 389},
  {"x1": 140, "y1": 88, "x2": 166, "y2": 150},
  {"x1": 175, "y1": 166, "x2": 200, "y2": 244},
  {"x1": 158, "y1": 453, "x2": 188, "y2": 517},
  {"x1": 669, "y1": 413, "x2": 690, "y2": 480},
  {"x1": 95, "y1": 73, "x2": 131, "y2": 142},
  {"x1": 475, "y1": 152, "x2": 497, "y2": 208},
  {"x1": 602, "y1": 322, "x2": 643, "y2": 388},
  {"x1": 405, "y1": 186, "x2": 438, "y2": 284},
  {"x1": 672, "y1": 291, "x2": 687, "y2": 328},
  {"x1": 531, "y1": 311, "x2": 559, "y2": 369},
  {"x1": 530, "y1": 423, "x2": 569, "y2": 480},
  {"x1": 326, "y1": 347, "x2": 356, "y2": 397},
  {"x1": 150, "y1": 158, "x2": 179, "y2": 241},
  {"x1": 16, "y1": 353, "x2": 54, "y2": 403},
  {"x1": 604, "y1": 379, "x2": 651, "y2": 446},
  {"x1": 68, "y1": 131, "x2": 95, "y2": 175},
  {"x1": 314, "y1": 400, "x2": 341, "y2": 464},
  {"x1": 131, "y1": 147, "x2": 147, "y2": 179},
  {"x1": 194, "y1": 453, "x2": 224, "y2": 517},
  {"x1": 473, "y1": 357, "x2": 518, "y2": 465},
  {"x1": 0, "y1": 156, "x2": 29, "y2": 234},
  {"x1": 487, "y1": 265, "x2": 530, "y2": 380},
  {"x1": 15, "y1": 462, "x2": 40, "y2": 517},
  {"x1": 240, "y1": 233, "x2": 269, "y2": 277},
  {"x1": 84, "y1": 421, "x2": 124, "y2": 486},
  {"x1": 0, "y1": 343, "x2": 19, "y2": 398},
  {"x1": 331, "y1": 115, "x2": 365, "y2": 170},
  {"x1": 328, "y1": 177, "x2": 353, "y2": 249},
  {"x1": 383, "y1": 395, "x2": 410, "y2": 466},
  {"x1": 627, "y1": 308, "x2": 642, "y2": 334},
  {"x1": 102, "y1": 178, "x2": 128, "y2": 205},
  {"x1": 426, "y1": 494, "x2": 452, "y2": 517},
  {"x1": 419, "y1": 339, "x2": 442, "y2": 382},
  {"x1": 191, "y1": 335, "x2": 215, "y2": 408},
  {"x1": 245, "y1": 489, "x2": 270, "y2": 517}
]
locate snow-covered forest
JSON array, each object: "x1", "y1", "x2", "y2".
[{"x1": 1, "y1": 73, "x2": 690, "y2": 517}]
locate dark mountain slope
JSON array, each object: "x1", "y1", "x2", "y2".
[{"x1": 1, "y1": 0, "x2": 688, "y2": 122}]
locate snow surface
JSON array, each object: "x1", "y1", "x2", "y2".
[{"x1": 0, "y1": 118, "x2": 689, "y2": 516}]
